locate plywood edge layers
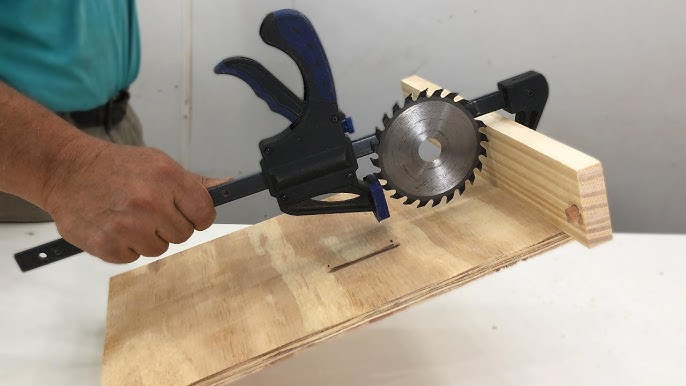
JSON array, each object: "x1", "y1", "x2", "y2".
[{"x1": 191, "y1": 232, "x2": 570, "y2": 385}]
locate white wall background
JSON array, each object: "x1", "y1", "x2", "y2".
[{"x1": 130, "y1": 0, "x2": 686, "y2": 233}]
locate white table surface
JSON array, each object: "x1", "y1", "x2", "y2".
[{"x1": 1, "y1": 223, "x2": 684, "y2": 386}]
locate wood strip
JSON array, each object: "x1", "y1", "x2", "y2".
[{"x1": 401, "y1": 75, "x2": 612, "y2": 246}]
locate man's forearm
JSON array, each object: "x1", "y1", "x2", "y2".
[
  {"x1": 1, "y1": 81, "x2": 224, "y2": 264},
  {"x1": 0, "y1": 81, "x2": 105, "y2": 210}
]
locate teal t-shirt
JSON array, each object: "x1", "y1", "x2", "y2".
[{"x1": 0, "y1": 0, "x2": 140, "y2": 112}]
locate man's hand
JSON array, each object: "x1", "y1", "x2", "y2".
[
  {"x1": 1, "y1": 81, "x2": 225, "y2": 263},
  {"x1": 41, "y1": 138, "x2": 224, "y2": 263}
]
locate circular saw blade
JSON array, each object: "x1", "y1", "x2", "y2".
[{"x1": 372, "y1": 90, "x2": 486, "y2": 207}]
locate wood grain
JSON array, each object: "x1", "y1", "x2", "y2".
[
  {"x1": 102, "y1": 76, "x2": 611, "y2": 385},
  {"x1": 402, "y1": 75, "x2": 612, "y2": 246},
  {"x1": 102, "y1": 179, "x2": 569, "y2": 385}
]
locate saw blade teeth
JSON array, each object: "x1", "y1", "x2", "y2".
[
  {"x1": 418, "y1": 89, "x2": 428, "y2": 98},
  {"x1": 446, "y1": 192, "x2": 455, "y2": 203},
  {"x1": 445, "y1": 92, "x2": 458, "y2": 101},
  {"x1": 403, "y1": 197, "x2": 415, "y2": 205},
  {"x1": 370, "y1": 157, "x2": 379, "y2": 167},
  {"x1": 392, "y1": 103, "x2": 400, "y2": 114},
  {"x1": 431, "y1": 198, "x2": 441, "y2": 207},
  {"x1": 468, "y1": 174, "x2": 476, "y2": 185},
  {"x1": 480, "y1": 132, "x2": 489, "y2": 142},
  {"x1": 475, "y1": 159, "x2": 484, "y2": 172},
  {"x1": 458, "y1": 185, "x2": 466, "y2": 195},
  {"x1": 417, "y1": 200, "x2": 428, "y2": 208},
  {"x1": 479, "y1": 143, "x2": 488, "y2": 157},
  {"x1": 434, "y1": 88, "x2": 444, "y2": 98},
  {"x1": 382, "y1": 113, "x2": 391, "y2": 126},
  {"x1": 405, "y1": 93, "x2": 414, "y2": 103},
  {"x1": 391, "y1": 192, "x2": 403, "y2": 200},
  {"x1": 476, "y1": 119, "x2": 487, "y2": 128}
]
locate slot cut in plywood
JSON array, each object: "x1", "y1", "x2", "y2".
[{"x1": 102, "y1": 77, "x2": 611, "y2": 386}]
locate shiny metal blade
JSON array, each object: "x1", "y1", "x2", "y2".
[{"x1": 375, "y1": 96, "x2": 481, "y2": 204}]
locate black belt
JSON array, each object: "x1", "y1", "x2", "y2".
[{"x1": 57, "y1": 89, "x2": 130, "y2": 130}]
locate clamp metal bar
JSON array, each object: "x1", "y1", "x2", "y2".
[
  {"x1": 351, "y1": 134, "x2": 379, "y2": 158},
  {"x1": 208, "y1": 173, "x2": 267, "y2": 207}
]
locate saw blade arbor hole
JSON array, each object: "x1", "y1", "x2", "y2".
[{"x1": 419, "y1": 137, "x2": 442, "y2": 162}]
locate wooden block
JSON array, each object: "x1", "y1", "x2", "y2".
[
  {"x1": 102, "y1": 77, "x2": 612, "y2": 385},
  {"x1": 402, "y1": 75, "x2": 612, "y2": 246}
]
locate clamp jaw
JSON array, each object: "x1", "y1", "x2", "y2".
[{"x1": 460, "y1": 70, "x2": 549, "y2": 130}]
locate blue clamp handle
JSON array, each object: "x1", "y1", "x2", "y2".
[
  {"x1": 260, "y1": 9, "x2": 337, "y2": 104},
  {"x1": 215, "y1": 57, "x2": 304, "y2": 123}
]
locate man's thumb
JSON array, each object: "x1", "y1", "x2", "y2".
[{"x1": 195, "y1": 174, "x2": 232, "y2": 189}]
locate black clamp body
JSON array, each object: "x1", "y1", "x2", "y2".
[{"x1": 214, "y1": 10, "x2": 389, "y2": 218}]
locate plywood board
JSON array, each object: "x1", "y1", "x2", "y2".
[
  {"x1": 402, "y1": 76, "x2": 612, "y2": 246},
  {"x1": 102, "y1": 179, "x2": 570, "y2": 385}
]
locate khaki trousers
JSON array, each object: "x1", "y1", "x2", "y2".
[{"x1": 0, "y1": 105, "x2": 144, "y2": 223}]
